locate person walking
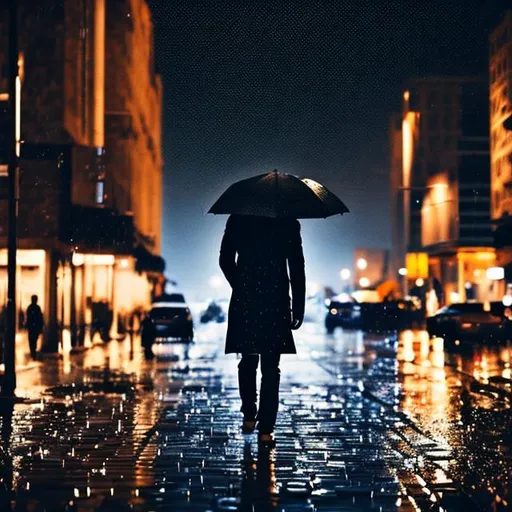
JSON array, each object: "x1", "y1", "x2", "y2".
[
  {"x1": 26, "y1": 295, "x2": 44, "y2": 359},
  {"x1": 219, "y1": 214, "x2": 306, "y2": 447},
  {"x1": 140, "y1": 313, "x2": 156, "y2": 360}
]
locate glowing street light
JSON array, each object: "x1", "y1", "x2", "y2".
[
  {"x1": 356, "y1": 258, "x2": 368, "y2": 270},
  {"x1": 209, "y1": 275, "x2": 223, "y2": 290},
  {"x1": 398, "y1": 267, "x2": 408, "y2": 276},
  {"x1": 502, "y1": 295, "x2": 512, "y2": 307},
  {"x1": 340, "y1": 268, "x2": 351, "y2": 281},
  {"x1": 359, "y1": 277, "x2": 370, "y2": 288},
  {"x1": 486, "y1": 267, "x2": 504, "y2": 281},
  {"x1": 415, "y1": 278, "x2": 424, "y2": 287}
]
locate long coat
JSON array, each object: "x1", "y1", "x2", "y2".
[{"x1": 219, "y1": 215, "x2": 306, "y2": 355}]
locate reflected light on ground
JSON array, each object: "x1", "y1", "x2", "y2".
[{"x1": 399, "y1": 330, "x2": 415, "y2": 363}]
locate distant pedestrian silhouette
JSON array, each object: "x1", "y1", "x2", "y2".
[
  {"x1": 140, "y1": 313, "x2": 156, "y2": 360},
  {"x1": 219, "y1": 214, "x2": 306, "y2": 445},
  {"x1": 26, "y1": 295, "x2": 44, "y2": 359}
]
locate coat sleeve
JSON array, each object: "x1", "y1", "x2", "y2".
[
  {"x1": 219, "y1": 215, "x2": 238, "y2": 289},
  {"x1": 287, "y1": 220, "x2": 306, "y2": 317}
]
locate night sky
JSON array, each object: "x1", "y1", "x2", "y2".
[{"x1": 148, "y1": 0, "x2": 507, "y2": 300}]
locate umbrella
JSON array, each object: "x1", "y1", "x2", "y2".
[{"x1": 208, "y1": 170, "x2": 349, "y2": 219}]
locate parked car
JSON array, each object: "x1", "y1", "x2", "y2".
[
  {"x1": 325, "y1": 298, "x2": 357, "y2": 333},
  {"x1": 153, "y1": 293, "x2": 186, "y2": 304},
  {"x1": 426, "y1": 302, "x2": 505, "y2": 345},
  {"x1": 361, "y1": 299, "x2": 423, "y2": 333},
  {"x1": 150, "y1": 301, "x2": 194, "y2": 341}
]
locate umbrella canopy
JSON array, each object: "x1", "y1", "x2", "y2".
[{"x1": 208, "y1": 171, "x2": 349, "y2": 219}]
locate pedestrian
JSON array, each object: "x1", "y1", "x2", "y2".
[
  {"x1": 26, "y1": 295, "x2": 44, "y2": 359},
  {"x1": 219, "y1": 214, "x2": 305, "y2": 447},
  {"x1": 140, "y1": 313, "x2": 156, "y2": 360}
]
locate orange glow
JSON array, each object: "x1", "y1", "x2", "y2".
[
  {"x1": 399, "y1": 330, "x2": 415, "y2": 363},
  {"x1": 402, "y1": 111, "x2": 419, "y2": 190},
  {"x1": 15, "y1": 76, "x2": 21, "y2": 157},
  {"x1": 421, "y1": 174, "x2": 452, "y2": 247},
  {"x1": 406, "y1": 252, "x2": 428, "y2": 279}
]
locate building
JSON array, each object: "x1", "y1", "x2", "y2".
[
  {"x1": 490, "y1": 10, "x2": 512, "y2": 287},
  {"x1": 394, "y1": 77, "x2": 497, "y2": 303},
  {"x1": 389, "y1": 113, "x2": 404, "y2": 281},
  {"x1": 0, "y1": 0, "x2": 163, "y2": 351}
]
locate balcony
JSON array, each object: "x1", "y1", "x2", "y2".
[{"x1": 63, "y1": 205, "x2": 134, "y2": 254}]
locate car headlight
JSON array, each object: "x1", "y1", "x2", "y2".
[{"x1": 330, "y1": 308, "x2": 338, "y2": 315}]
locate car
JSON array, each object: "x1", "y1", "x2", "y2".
[
  {"x1": 325, "y1": 298, "x2": 358, "y2": 333},
  {"x1": 150, "y1": 301, "x2": 194, "y2": 341},
  {"x1": 426, "y1": 302, "x2": 505, "y2": 345},
  {"x1": 361, "y1": 299, "x2": 423, "y2": 333},
  {"x1": 153, "y1": 292, "x2": 186, "y2": 304}
]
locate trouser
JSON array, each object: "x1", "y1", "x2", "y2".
[
  {"x1": 238, "y1": 353, "x2": 281, "y2": 434},
  {"x1": 28, "y1": 330, "x2": 40, "y2": 357}
]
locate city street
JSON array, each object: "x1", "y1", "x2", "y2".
[{"x1": 0, "y1": 316, "x2": 511, "y2": 511}]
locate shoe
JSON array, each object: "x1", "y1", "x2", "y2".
[
  {"x1": 258, "y1": 433, "x2": 275, "y2": 448},
  {"x1": 242, "y1": 419, "x2": 257, "y2": 434}
]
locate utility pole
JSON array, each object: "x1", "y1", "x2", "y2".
[{"x1": 2, "y1": 0, "x2": 19, "y2": 397}]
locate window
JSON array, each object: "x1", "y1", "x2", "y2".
[
  {"x1": 95, "y1": 180, "x2": 105, "y2": 204},
  {"x1": 459, "y1": 226, "x2": 492, "y2": 238}
]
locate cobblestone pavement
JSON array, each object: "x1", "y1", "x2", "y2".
[{"x1": 0, "y1": 321, "x2": 511, "y2": 511}]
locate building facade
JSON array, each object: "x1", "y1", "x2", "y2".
[
  {"x1": 0, "y1": 0, "x2": 163, "y2": 352},
  {"x1": 389, "y1": 113, "x2": 404, "y2": 281},
  {"x1": 490, "y1": 11, "x2": 512, "y2": 286},
  {"x1": 394, "y1": 77, "x2": 497, "y2": 304}
]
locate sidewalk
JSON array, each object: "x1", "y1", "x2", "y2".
[{"x1": 0, "y1": 323, "x2": 509, "y2": 511}]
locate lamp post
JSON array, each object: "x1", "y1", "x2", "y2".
[{"x1": 2, "y1": 0, "x2": 19, "y2": 397}]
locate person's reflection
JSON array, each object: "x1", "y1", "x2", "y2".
[
  {"x1": 238, "y1": 443, "x2": 279, "y2": 511},
  {"x1": 0, "y1": 403, "x2": 14, "y2": 511}
]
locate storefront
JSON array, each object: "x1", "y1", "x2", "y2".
[{"x1": 0, "y1": 249, "x2": 46, "y2": 328}]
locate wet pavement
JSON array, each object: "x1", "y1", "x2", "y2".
[{"x1": 0, "y1": 321, "x2": 511, "y2": 511}]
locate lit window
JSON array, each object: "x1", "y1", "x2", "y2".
[{"x1": 95, "y1": 180, "x2": 105, "y2": 204}]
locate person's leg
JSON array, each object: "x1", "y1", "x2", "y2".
[
  {"x1": 28, "y1": 331, "x2": 37, "y2": 358},
  {"x1": 258, "y1": 353, "x2": 281, "y2": 434},
  {"x1": 238, "y1": 354, "x2": 259, "y2": 420}
]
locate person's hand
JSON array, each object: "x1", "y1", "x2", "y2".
[{"x1": 291, "y1": 311, "x2": 304, "y2": 330}]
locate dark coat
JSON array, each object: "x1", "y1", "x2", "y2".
[
  {"x1": 140, "y1": 316, "x2": 156, "y2": 347},
  {"x1": 219, "y1": 215, "x2": 306, "y2": 355},
  {"x1": 26, "y1": 304, "x2": 44, "y2": 333}
]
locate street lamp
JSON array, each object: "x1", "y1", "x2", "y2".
[
  {"x1": 209, "y1": 275, "x2": 223, "y2": 290},
  {"x1": 398, "y1": 267, "x2": 408, "y2": 276},
  {"x1": 359, "y1": 277, "x2": 370, "y2": 288},
  {"x1": 340, "y1": 268, "x2": 351, "y2": 281},
  {"x1": 356, "y1": 258, "x2": 367, "y2": 270}
]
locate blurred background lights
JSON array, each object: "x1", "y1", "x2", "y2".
[
  {"x1": 356, "y1": 258, "x2": 368, "y2": 270},
  {"x1": 359, "y1": 277, "x2": 370, "y2": 288}
]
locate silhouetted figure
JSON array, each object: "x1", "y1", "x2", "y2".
[
  {"x1": 219, "y1": 215, "x2": 305, "y2": 445},
  {"x1": 141, "y1": 314, "x2": 156, "y2": 360},
  {"x1": 26, "y1": 295, "x2": 44, "y2": 359},
  {"x1": 239, "y1": 444, "x2": 279, "y2": 510}
]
